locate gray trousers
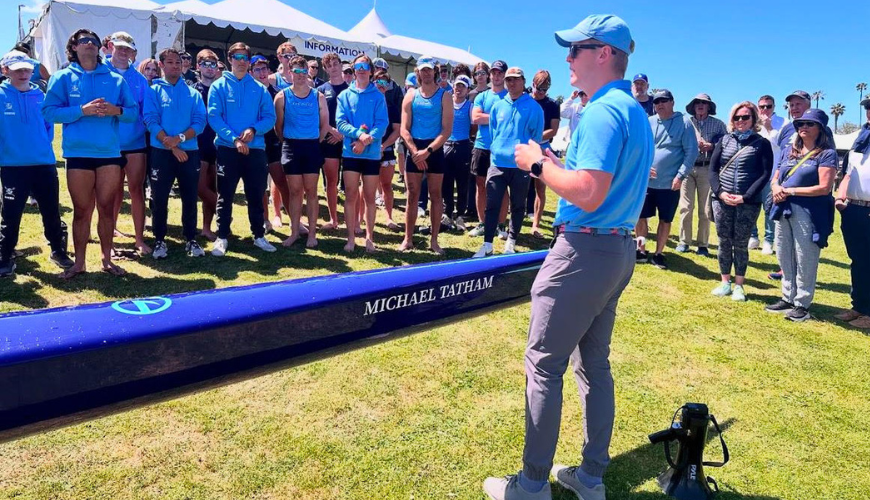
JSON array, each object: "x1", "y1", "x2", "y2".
[
  {"x1": 484, "y1": 166, "x2": 531, "y2": 243},
  {"x1": 522, "y1": 232, "x2": 635, "y2": 481},
  {"x1": 776, "y1": 203, "x2": 821, "y2": 309}
]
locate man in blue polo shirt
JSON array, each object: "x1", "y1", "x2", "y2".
[{"x1": 483, "y1": 14, "x2": 653, "y2": 500}]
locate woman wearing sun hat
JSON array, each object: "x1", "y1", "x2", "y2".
[{"x1": 765, "y1": 108, "x2": 836, "y2": 322}]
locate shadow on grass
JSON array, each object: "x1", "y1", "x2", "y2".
[
  {"x1": 553, "y1": 418, "x2": 781, "y2": 500},
  {"x1": 818, "y1": 256, "x2": 849, "y2": 271}
]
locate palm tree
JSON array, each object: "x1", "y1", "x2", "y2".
[
  {"x1": 830, "y1": 103, "x2": 845, "y2": 133},
  {"x1": 811, "y1": 90, "x2": 825, "y2": 108},
  {"x1": 857, "y1": 82, "x2": 867, "y2": 121}
]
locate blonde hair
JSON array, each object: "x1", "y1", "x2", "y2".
[
  {"x1": 137, "y1": 58, "x2": 160, "y2": 78},
  {"x1": 727, "y1": 101, "x2": 761, "y2": 133}
]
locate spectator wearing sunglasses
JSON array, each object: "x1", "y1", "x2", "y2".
[
  {"x1": 268, "y1": 42, "x2": 297, "y2": 91},
  {"x1": 776, "y1": 90, "x2": 835, "y2": 155},
  {"x1": 180, "y1": 51, "x2": 198, "y2": 86},
  {"x1": 206, "y1": 42, "x2": 278, "y2": 257},
  {"x1": 193, "y1": 49, "x2": 221, "y2": 241},
  {"x1": 766, "y1": 109, "x2": 836, "y2": 322},
  {"x1": 709, "y1": 102, "x2": 773, "y2": 301},
  {"x1": 342, "y1": 62, "x2": 354, "y2": 85},
  {"x1": 42, "y1": 28, "x2": 138, "y2": 279},
  {"x1": 749, "y1": 94, "x2": 785, "y2": 254},
  {"x1": 636, "y1": 89, "x2": 698, "y2": 270},
  {"x1": 832, "y1": 97, "x2": 870, "y2": 329}
]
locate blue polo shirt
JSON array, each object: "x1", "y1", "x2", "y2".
[{"x1": 553, "y1": 80, "x2": 654, "y2": 231}]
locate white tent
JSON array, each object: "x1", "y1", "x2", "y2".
[
  {"x1": 349, "y1": 8, "x2": 482, "y2": 71},
  {"x1": 29, "y1": 0, "x2": 182, "y2": 72},
  {"x1": 161, "y1": 0, "x2": 376, "y2": 59},
  {"x1": 834, "y1": 130, "x2": 860, "y2": 151}
]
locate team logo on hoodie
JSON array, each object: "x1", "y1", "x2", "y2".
[
  {"x1": 70, "y1": 83, "x2": 81, "y2": 98},
  {"x1": 3, "y1": 102, "x2": 13, "y2": 116},
  {"x1": 3, "y1": 187, "x2": 15, "y2": 201},
  {"x1": 161, "y1": 92, "x2": 172, "y2": 107},
  {"x1": 226, "y1": 85, "x2": 235, "y2": 103}
]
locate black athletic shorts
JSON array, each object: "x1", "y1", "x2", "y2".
[
  {"x1": 282, "y1": 139, "x2": 324, "y2": 175},
  {"x1": 342, "y1": 157, "x2": 380, "y2": 176},
  {"x1": 65, "y1": 157, "x2": 127, "y2": 171},
  {"x1": 471, "y1": 147, "x2": 491, "y2": 177},
  {"x1": 405, "y1": 138, "x2": 445, "y2": 175},
  {"x1": 321, "y1": 140, "x2": 343, "y2": 160},
  {"x1": 639, "y1": 187, "x2": 681, "y2": 223},
  {"x1": 266, "y1": 141, "x2": 282, "y2": 164}
]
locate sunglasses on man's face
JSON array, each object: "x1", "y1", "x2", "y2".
[
  {"x1": 292, "y1": 68, "x2": 307, "y2": 74},
  {"x1": 76, "y1": 37, "x2": 100, "y2": 47},
  {"x1": 795, "y1": 121, "x2": 817, "y2": 129},
  {"x1": 200, "y1": 61, "x2": 217, "y2": 69},
  {"x1": 569, "y1": 43, "x2": 604, "y2": 58},
  {"x1": 733, "y1": 114, "x2": 752, "y2": 122},
  {"x1": 354, "y1": 62, "x2": 371, "y2": 71},
  {"x1": 653, "y1": 99, "x2": 672, "y2": 105},
  {"x1": 375, "y1": 79, "x2": 389, "y2": 87},
  {"x1": 279, "y1": 52, "x2": 297, "y2": 60},
  {"x1": 231, "y1": 53, "x2": 249, "y2": 62},
  {"x1": 181, "y1": 55, "x2": 192, "y2": 61},
  {"x1": 758, "y1": 104, "x2": 774, "y2": 110}
]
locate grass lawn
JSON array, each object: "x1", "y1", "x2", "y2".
[{"x1": 0, "y1": 128, "x2": 868, "y2": 499}]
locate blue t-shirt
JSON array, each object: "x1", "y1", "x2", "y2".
[
  {"x1": 472, "y1": 88, "x2": 508, "y2": 150},
  {"x1": 554, "y1": 80, "x2": 654, "y2": 231},
  {"x1": 282, "y1": 87, "x2": 320, "y2": 140},
  {"x1": 775, "y1": 148, "x2": 838, "y2": 188},
  {"x1": 449, "y1": 99, "x2": 473, "y2": 141}
]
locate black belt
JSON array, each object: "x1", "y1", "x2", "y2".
[{"x1": 847, "y1": 198, "x2": 870, "y2": 207}]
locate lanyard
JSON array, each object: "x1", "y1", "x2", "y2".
[{"x1": 780, "y1": 148, "x2": 819, "y2": 183}]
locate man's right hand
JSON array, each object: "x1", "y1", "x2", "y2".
[
  {"x1": 234, "y1": 139, "x2": 250, "y2": 155},
  {"x1": 81, "y1": 98, "x2": 106, "y2": 117}
]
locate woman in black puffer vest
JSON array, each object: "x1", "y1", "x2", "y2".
[{"x1": 709, "y1": 101, "x2": 774, "y2": 301}]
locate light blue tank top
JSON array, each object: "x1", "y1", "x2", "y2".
[
  {"x1": 448, "y1": 99, "x2": 472, "y2": 141},
  {"x1": 410, "y1": 87, "x2": 445, "y2": 140},
  {"x1": 273, "y1": 72, "x2": 292, "y2": 91},
  {"x1": 282, "y1": 87, "x2": 320, "y2": 140}
]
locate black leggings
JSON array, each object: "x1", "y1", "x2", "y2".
[
  {"x1": 0, "y1": 165, "x2": 65, "y2": 263},
  {"x1": 712, "y1": 199, "x2": 761, "y2": 277}
]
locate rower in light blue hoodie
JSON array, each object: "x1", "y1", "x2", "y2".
[
  {"x1": 42, "y1": 61, "x2": 137, "y2": 158},
  {"x1": 206, "y1": 70, "x2": 276, "y2": 151},
  {"x1": 489, "y1": 91, "x2": 544, "y2": 168},
  {"x1": 144, "y1": 77, "x2": 207, "y2": 151},
  {"x1": 335, "y1": 82, "x2": 389, "y2": 160},
  {"x1": 0, "y1": 80, "x2": 54, "y2": 166}
]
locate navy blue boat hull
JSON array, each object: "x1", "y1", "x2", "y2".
[{"x1": 0, "y1": 251, "x2": 546, "y2": 443}]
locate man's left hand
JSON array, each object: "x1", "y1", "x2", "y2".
[{"x1": 515, "y1": 140, "x2": 543, "y2": 172}]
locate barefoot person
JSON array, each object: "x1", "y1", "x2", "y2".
[
  {"x1": 316, "y1": 52, "x2": 348, "y2": 231},
  {"x1": 274, "y1": 55, "x2": 329, "y2": 248},
  {"x1": 143, "y1": 48, "x2": 207, "y2": 259},
  {"x1": 206, "y1": 43, "x2": 278, "y2": 257},
  {"x1": 399, "y1": 56, "x2": 454, "y2": 255},
  {"x1": 484, "y1": 15, "x2": 653, "y2": 500},
  {"x1": 335, "y1": 54, "x2": 389, "y2": 253},
  {"x1": 106, "y1": 32, "x2": 151, "y2": 256},
  {"x1": 0, "y1": 50, "x2": 74, "y2": 277},
  {"x1": 42, "y1": 29, "x2": 138, "y2": 278},
  {"x1": 193, "y1": 49, "x2": 220, "y2": 241}
]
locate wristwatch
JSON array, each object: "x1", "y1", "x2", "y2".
[
  {"x1": 178, "y1": 132, "x2": 187, "y2": 142},
  {"x1": 530, "y1": 158, "x2": 545, "y2": 178},
  {"x1": 426, "y1": 146, "x2": 434, "y2": 154}
]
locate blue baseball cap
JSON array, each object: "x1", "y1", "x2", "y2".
[
  {"x1": 555, "y1": 14, "x2": 635, "y2": 55},
  {"x1": 416, "y1": 56, "x2": 435, "y2": 70},
  {"x1": 250, "y1": 55, "x2": 268, "y2": 66},
  {"x1": 632, "y1": 73, "x2": 648, "y2": 83},
  {"x1": 405, "y1": 72, "x2": 417, "y2": 87},
  {"x1": 794, "y1": 109, "x2": 829, "y2": 128}
]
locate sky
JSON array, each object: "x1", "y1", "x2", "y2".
[{"x1": 3, "y1": 0, "x2": 868, "y2": 128}]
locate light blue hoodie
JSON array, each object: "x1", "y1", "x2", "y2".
[
  {"x1": 489, "y1": 92, "x2": 544, "y2": 168},
  {"x1": 0, "y1": 80, "x2": 55, "y2": 166},
  {"x1": 107, "y1": 60, "x2": 148, "y2": 151},
  {"x1": 144, "y1": 77, "x2": 207, "y2": 151},
  {"x1": 335, "y1": 82, "x2": 389, "y2": 160},
  {"x1": 42, "y1": 62, "x2": 137, "y2": 159},
  {"x1": 648, "y1": 111, "x2": 699, "y2": 189},
  {"x1": 207, "y1": 71, "x2": 276, "y2": 150}
]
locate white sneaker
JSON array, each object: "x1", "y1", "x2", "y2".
[
  {"x1": 253, "y1": 237, "x2": 277, "y2": 252},
  {"x1": 469, "y1": 225, "x2": 485, "y2": 237},
  {"x1": 473, "y1": 242, "x2": 494, "y2": 258},
  {"x1": 498, "y1": 226, "x2": 508, "y2": 240},
  {"x1": 152, "y1": 240, "x2": 168, "y2": 259},
  {"x1": 748, "y1": 236, "x2": 760, "y2": 250},
  {"x1": 417, "y1": 206, "x2": 426, "y2": 218},
  {"x1": 211, "y1": 238, "x2": 228, "y2": 257},
  {"x1": 503, "y1": 238, "x2": 517, "y2": 254},
  {"x1": 185, "y1": 240, "x2": 205, "y2": 257},
  {"x1": 761, "y1": 241, "x2": 774, "y2": 255}
]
